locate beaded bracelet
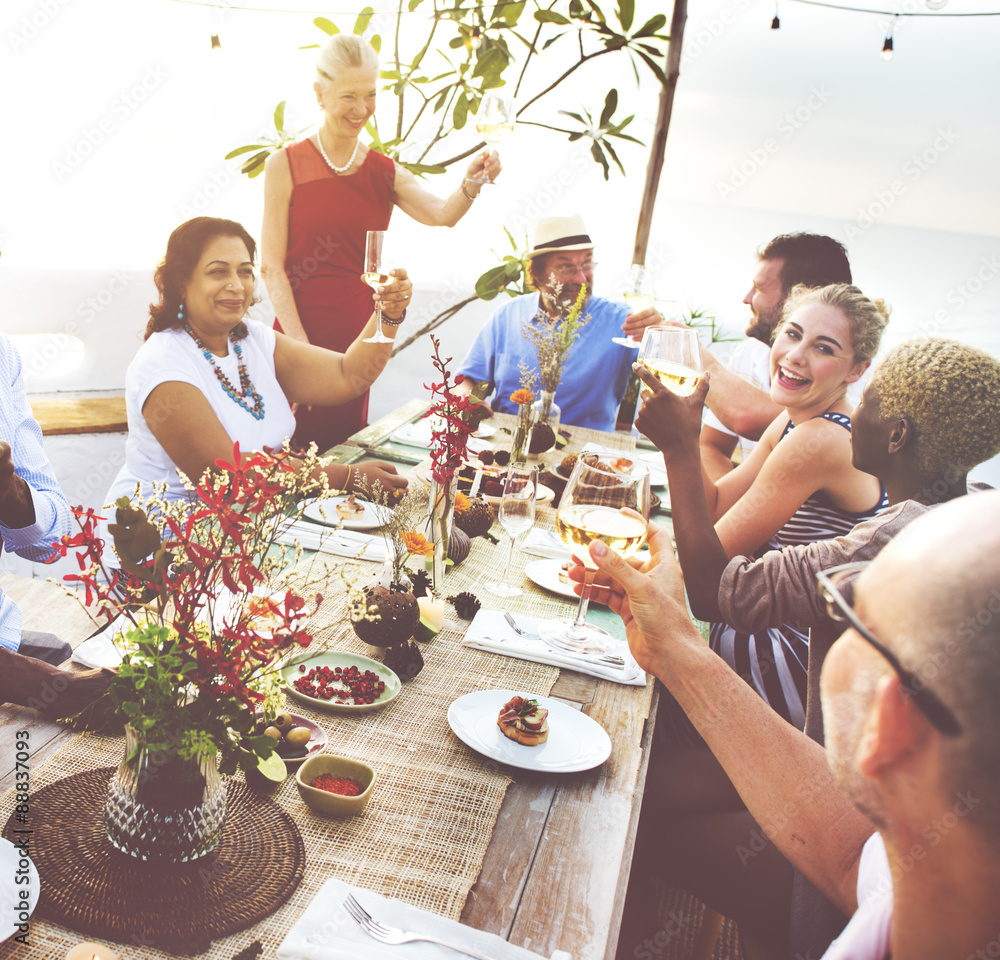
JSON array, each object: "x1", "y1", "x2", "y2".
[
  {"x1": 380, "y1": 309, "x2": 406, "y2": 326},
  {"x1": 461, "y1": 179, "x2": 479, "y2": 201}
]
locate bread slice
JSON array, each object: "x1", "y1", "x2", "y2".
[{"x1": 498, "y1": 696, "x2": 550, "y2": 746}]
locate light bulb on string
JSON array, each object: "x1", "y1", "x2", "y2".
[
  {"x1": 470, "y1": 26, "x2": 482, "y2": 49},
  {"x1": 881, "y1": 15, "x2": 898, "y2": 61},
  {"x1": 771, "y1": 1, "x2": 780, "y2": 29}
]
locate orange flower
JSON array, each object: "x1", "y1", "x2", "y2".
[
  {"x1": 401, "y1": 531, "x2": 435, "y2": 557},
  {"x1": 454, "y1": 491, "x2": 471, "y2": 513},
  {"x1": 510, "y1": 388, "x2": 535, "y2": 405}
]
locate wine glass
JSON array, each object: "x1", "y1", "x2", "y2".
[
  {"x1": 612, "y1": 263, "x2": 656, "y2": 348},
  {"x1": 472, "y1": 94, "x2": 515, "y2": 184},
  {"x1": 537, "y1": 457, "x2": 650, "y2": 654},
  {"x1": 362, "y1": 230, "x2": 392, "y2": 344},
  {"x1": 636, "y1": 326, "x2": 703, "y2": 398},
  {"x1": 487, "y1": 465, "x2": 538, "y2": 597}
]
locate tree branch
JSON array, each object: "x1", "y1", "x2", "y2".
[{"x1": 391, "y1": 295, "x2": 480, "y2": 355}]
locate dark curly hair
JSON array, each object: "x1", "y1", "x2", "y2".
[{"x1": 145, "y1": 217, "x2": 258, "y2": 341}]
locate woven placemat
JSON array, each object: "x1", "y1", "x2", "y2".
[{"x1": 3, "y1": 768, "x2": 304, "y2": 952}]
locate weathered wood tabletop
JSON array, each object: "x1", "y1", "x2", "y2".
[{"x1": 0, "y1": 405, "x2": 662, "y2": 960}]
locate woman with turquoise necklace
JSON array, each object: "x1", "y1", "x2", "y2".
[{"x1": 105, "y1": 216, "x2": 408, "y2": 508}]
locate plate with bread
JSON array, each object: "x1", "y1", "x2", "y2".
[
  {"x1": 447, "y1": 689, "x2": 612, "y2": 772},
  {"x1": 301, "y1": 495, "x2": 391, "y2": 530}
]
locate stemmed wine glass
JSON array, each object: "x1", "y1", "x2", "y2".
[
  {"x1": 472, "y1": 94, "x2": 515, "y2": 184},
  {"x1": 537, "y1": 457, "x2": 650, "y2": 654},
  {"x1": 362, "y1": 230, "x2": 392, "y2": 344},
  {"x1": 612, "y1": 263, "x2": 657, "y2": 348},
  {"x1": 636, "y1": 325, "x2": 703, "y2": 398},
  {"x1": 487, "y1": 464, "x2": 538, "y2": 597}
]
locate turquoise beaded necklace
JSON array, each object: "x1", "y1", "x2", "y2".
[{"x1": 185, "y1": 324, "x2": 266, "y2": 421}]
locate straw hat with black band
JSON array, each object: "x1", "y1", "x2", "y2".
[{"x1": 525, "y1": 215, "x2": 594, "y2": 258}]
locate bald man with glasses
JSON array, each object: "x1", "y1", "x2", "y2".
[
  {"x1": 455, "y1": 215, "x2": 662, "y2": 432},
  {"x1": 578, "y1": 491, "x2": 1000, "y2": 959}
]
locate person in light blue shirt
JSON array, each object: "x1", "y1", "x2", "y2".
[
  {"x1": 456, "y1": 215, "x2": 662, "y2": 432},
  {"x1": 0, "y1": 331, "x2": 74, "y2": 663}
]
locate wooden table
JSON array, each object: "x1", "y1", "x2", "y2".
[{"x1": 0, "y1": 405, "x2": 661, "y2": 960}]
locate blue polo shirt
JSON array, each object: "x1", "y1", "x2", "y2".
[{"x1": 457, "y1": 293, "x2": 635, "y2": 432}]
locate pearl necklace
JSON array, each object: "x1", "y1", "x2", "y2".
[
  {"x1": 316, "y1": 129, "x2": 360, "y2": 174},
  {"x1": 185, "y1": 325, "x2": 266, "y2": 421}
]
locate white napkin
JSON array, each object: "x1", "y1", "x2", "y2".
[
  {"x1": 461, "y1": 610, "x2": 645, "y2": 686},
  {"x1": 72, "y1": 624, "x2": 125, "y2": 669},
  {"x1": 391, "y1": 422, "x2": 492, "y2": 455},
  {"x1": 276, "y1": 520, "x2": 385, "y2": 562},
  {"x1": 277, "y1": 877, "x2": 569, "y2": 960},
  {"x1": 521, "y1": 529, "x2": 572, "y2": 559}
]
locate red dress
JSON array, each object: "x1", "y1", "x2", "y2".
[{"x1": 278, "y1": 138, "x2": 395, "y2": 452}]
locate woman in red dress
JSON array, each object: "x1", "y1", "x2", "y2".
[{"x1": 261, "y1": 34, "x2": 501, "y2": 452}]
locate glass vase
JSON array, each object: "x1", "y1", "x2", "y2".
[
  {"x1": 510, "y1": 403, "x2": 531, "y2": 464},
  {"x1": 424, "y1": 474, "x2": 458, "y2": 593},
  {"x1": 531, "y1": 390, "x2": 561, "y2": 434},
  {"x1": 105, "y1": 725, "x2": 227, "y2": 862}
]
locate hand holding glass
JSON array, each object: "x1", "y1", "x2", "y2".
[
  {"x1": 472, "y1": 94, "x2": 514, "y2": 184},
  {"x1": 613, "y1": 263, "x2": 656, "y2": 348},
  {"x1": 537, "y1": 458, "x2": 650, "y2": 654},
  {"x1": 487, "y1": 465, "x2": 538, "y2": 597},
  {"x1": 362, "y1": 230, "x2": 393, "y2": 344},
  {"x1": 636, "y1": 326, "x2": 703, "y2": 398}
]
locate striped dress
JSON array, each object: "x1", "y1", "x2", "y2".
[{"x1": 710, "y1": 412, "x2": 889, "y2": 728}]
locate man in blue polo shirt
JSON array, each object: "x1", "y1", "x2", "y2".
[{"x1": 456, "y1": 215, "x2": 661, "y2": 432}]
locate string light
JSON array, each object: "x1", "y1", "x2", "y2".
[
  {"x1": 470, "y1": 26, "x2": 482, "y2": 49},
  {"x1": 210, "y1": 33, "x2": 221, "y2": 49},
  {"x1": 771, "y1": 1, "x2": 780, "y2": 29},
  {"x1": 881, "y1": 14, "x2": 897, "y2": 60}
]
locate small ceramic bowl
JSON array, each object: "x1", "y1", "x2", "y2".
[{"x1": 296, "y1": 754, "x2": 376, "y2": 816}]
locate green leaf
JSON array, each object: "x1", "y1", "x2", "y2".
[
  {"x1": 224, "y1": 144, "x2": 267, "y2": 159},
  {"x1": 636, "y1": 50, "x2": 667, "y2": 85},
  {"x1": 603, "y1": 137, "x2": 625, "y2": 175},
  {"x1": 617, "y1": 0, "x2": 634, "y2": 32},
  {"x1": 242, "y1": 150, "x2": 270, "y2": 178},
  {"x1": 542, "y1": 32, "x2": 566, "y2": 50},
  {"x1": 635, "y1": 14, "x2": 667, "y2": 37},
  {"x1": 472, "y1": 45, "x2": 508, "y2": 79},
  {"x1": 453, "y1": 94, "x2": 469, "y2": 130},
  {"x1": 591, "y1": 141, "x2": 610, "y2": 180},
  {"x1": 408, "y1": 0, "x2": 422, "y2": 10},
  {"x1": 395, "y1": 161, "x2": 448, "y2": 176},
  {"x1": 314, "y1": 17, "x2": 338, "y2": 36},
  {"x1": 534, "y1": 9, "x2": 570, "y2": 24},
  {"x1": 558, "y1": 110, "x2": 587, "y2": 125},
  {"x1": 599, "y1": 88, "x2": 618, "y2": 127},
  {"x1": 492, "y1": 1, "x2": 525, "y2": 27},
  {"x1": 273, "y1": 101, "x2": 285, "y2": 134},
  {"x1": 476, "y1": 263, "x2": 520, "y2": 300},
  {"x1": 354, "y1": 7, "x2": 374, "y2": 34}
]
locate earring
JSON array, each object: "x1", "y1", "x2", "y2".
[{"x1": 177, "y1": 302, "x2": 185, "y2": 322}]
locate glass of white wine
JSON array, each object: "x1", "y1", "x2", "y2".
[
  {"x1": 537, "y1": 456, "x2": 650, "y2": 654},
  {"x1": 487, "y1": 464, "x2": 538, "y2": 597},
  {"x1": 472, "y1": 94, "x2": 515, "y2": 184},
  {"x1": 362, "y1": 229, "x2": 392, "y2": 344},
  {"x1": 612, "y1": 263, "x2": 656, "y2": 348},
  {"x1": 636, "y1": 325, "x2": 703, "y2": 398}
]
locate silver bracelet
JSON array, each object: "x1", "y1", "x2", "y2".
[{"x1": 461, "y1": 179, "x2": 479, "y2": 201}]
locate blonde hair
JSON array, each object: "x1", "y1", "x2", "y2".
[
  {"x1": 316, "y1": 34, "x2": 378, "y2": 87},
  {"x1": 871, "y1": 337, "x2": 1000, "y2": 475},
  {"x1": 777, "y1": 283, "x2": 890, "y2": 363}
]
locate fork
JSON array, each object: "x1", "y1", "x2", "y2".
[
  {"x1": 503, "y1": 612, "x2": 625, "y2": 666},
  {"x1": 343, "y1": 893, "x2": 500, "y2": 960}
]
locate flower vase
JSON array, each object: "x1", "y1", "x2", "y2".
[
  {"x1": 529, "y1": 390, "x2": 561, "y2": 456},
  {"x1": 510, "y1": 403, "x2": 531, "y2": 464},
  {"x1": 424, "y1": 474, "x2": 458, "y2": 593},
  {"x1": 105, "y1": 725, "x2": 227, "y2": 862}
]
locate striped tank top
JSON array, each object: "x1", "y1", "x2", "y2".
[{"x1": 710, "y1": 411, "x2": 889, "y2": 728}]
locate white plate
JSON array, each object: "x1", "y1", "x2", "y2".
[
  {"x1": 482, "y1": 484, "x2": 555, "y2": 508},
  {"x1": 0, "y1": 837, "x2": 40, "y2": 942},
  {"x1": 524, "y1": 558, "x2": 577, "y2": 600},
  {"x1": 448, "y1": 689, "x2": 612, "y2": 773},
  {"x1": 301, "y1": 496, "x2": 391, "y2": 530}
]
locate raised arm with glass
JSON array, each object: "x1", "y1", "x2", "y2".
[
  {"x1": 612, "y1": 263, "x2": 656, "y2": 348},
  {"x1": 487, "y1": 464, "x2": 538, "y2": 598},
  {"x1": 537, "y1": 457, "x2": 650, "y2": 654}
]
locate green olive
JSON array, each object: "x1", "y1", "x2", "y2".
[
  {"x1": 273, "y1": 712, "x2": 295, "y2": 731},
  {"x1": 285, "y1": 726, "x2": 311, "y2": 747},
  {"x1": 263, "y1": 725, "x2": 282, "y2": 740}
]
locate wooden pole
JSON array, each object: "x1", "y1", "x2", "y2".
[{"x1": 632, "y1": 0, "x2": 688, "y2": 267}]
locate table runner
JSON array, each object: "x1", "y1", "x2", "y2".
[{"x1": 0, "y1": 416, "x2": 638, "y2": 959}]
